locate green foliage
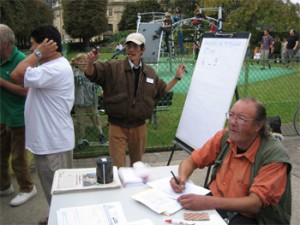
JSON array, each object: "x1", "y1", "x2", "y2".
[
  {"x1": 118, "y1": 0, "x2": 162, "y2": 31},
  {"x1": 202, "y1": 0, "x2": 299, "y2": 46},
  {"x1": 108, "y1": 31, "x2": 132, "y2": 43},
  {"x1": 174, "y1": 0, "x2": 201, "y2": 18},
  {"x1": 62, "y1": 0, "x2": 108, "y2": 50},
  {"x1": 0, "y1": 0, "x2": 53, "y2": 46}
]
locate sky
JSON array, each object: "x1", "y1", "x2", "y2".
[{"x1": 290, "y1": 0, "x2": 300, "y2": 3}]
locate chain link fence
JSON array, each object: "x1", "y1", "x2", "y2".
[{"x1": 73, "y1": 57, "x2": 299, "y2": 158}]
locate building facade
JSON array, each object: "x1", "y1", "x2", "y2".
[{"x1": 52, "y1": 0, "x2": 138, "y2": 42}]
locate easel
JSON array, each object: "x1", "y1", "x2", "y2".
[{"x1": 166, "y1": 32, "x2": 250, "y2": 187}]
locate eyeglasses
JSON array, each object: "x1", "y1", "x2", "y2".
[{"x1": 225, "y1": 112, "x2": 256, "y2": 125}]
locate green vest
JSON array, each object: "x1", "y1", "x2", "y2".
[{"x1": 208, "y1": 131, "x2": 292, "y2": 225}]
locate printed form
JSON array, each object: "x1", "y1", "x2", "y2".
[{"x1": 132, "y1": 177, "x2": 210, "y2": 215}]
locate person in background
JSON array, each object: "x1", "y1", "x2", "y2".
[
  {"x1": 172, "y1": 7, "x2": 184, "y2": 55},
  {"x1": 11, "y1": 25, "x2": 74, "y2": 225},
  {"x1": 71, "y1": 53, "x2": 107, "y2": 150},
  {"x1": 253, "y1": 46, "x2": 261, "y2": 60},
  {"x1": 192, "y1": 7, "x2": 206, "y2": 26},
  {"x1": 115, "y1": 43, "x2": 124, "y2": 53},
  {"x1": 260, "y1": 29, "x2": 272, "y2": 70},
  {"x1": 209, "y1": 21, "x2": 217, "y2": 33},
  {"x1": 85, "y1": 32, "x2": 186, "y2": 168},
  {"x1": 152, "y1": 12, "x2": 173, "y2": 53},
  {"x1": 270, "y1": 36, "x2": 282, "y2": 63},
  {"x1": 284, "y1": 29, "x2": 299, "y2": 68},
  {"x1": 170, "y1": 97, "x2": 291, "y2": 225},
  {"x1": 282, "y1": 37, "x2": 287, "y2": 61},
  {"x1": 0, "y1": 24, "x2": 37, "y2": 207}
]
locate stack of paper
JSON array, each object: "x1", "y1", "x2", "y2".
[
  {"x1": 57, "y1": 202, "x2": 127, "y2": 225},
  {"x1": 118, "y1": 167, "x2": 145, "y2": 187},
  {"x1": 51, "y1": 167, "x2": 121, "y2": 194},
  {"x1": 56, "y1": 202, "x2": 154, "y2": 225},
  {"x1": 132, "y1": 177, "x2": 210, "y2": 215}
]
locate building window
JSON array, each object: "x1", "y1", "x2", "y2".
[
  {"x1": 108, "y1": 8, "x2": 113, "y2": 17},
  {"x1": 108, "y1": 24, "x2": 113, "y2": 32}
]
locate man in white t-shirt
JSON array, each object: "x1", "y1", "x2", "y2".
[{"x1": 11, "y1": 25, "x2": 74, "y2": 225}]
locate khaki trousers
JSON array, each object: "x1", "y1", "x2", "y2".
[
  {"x1": 0, "y1": 124, "x2": 34, "y2": 192},
  {"x1": 108, "y1": 123, "x2": 146, "y2": 167},
  {"x1": 34, "y1": 151, "x2": 73, "y2": 205}
]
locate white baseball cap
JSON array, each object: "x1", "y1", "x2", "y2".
[{"x1": 125, "y1": 33, "x2": 146, "y2": 45}]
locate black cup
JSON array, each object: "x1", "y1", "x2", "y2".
[{"x1": 96, "y1": 156, "x2": 113, "y2": 184}]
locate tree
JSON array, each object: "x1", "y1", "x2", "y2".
[
  {"x1": 203, "y1": 0, "x2": 299, "y2": 45},
  {"x1": 174, "y1": 0, "x2": 201, "y2": 18},
  {"x1": 118, "y1": 0, "x2": 162, "y2": 31},
  {"x1": 62, "y1": 0, "x2": 108, "y2": 50},
  {"x1": 0, "y1": 0, "x2": 53, "y2": 48}
]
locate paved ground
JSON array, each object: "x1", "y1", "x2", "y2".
[{"x1": 0, "y1": 136, "x2": 299, "y2": 225}]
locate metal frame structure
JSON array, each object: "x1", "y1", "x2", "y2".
[{"x1": 135, "y1": 7, "x2": 223, "y2": 63}]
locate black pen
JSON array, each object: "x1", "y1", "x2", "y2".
[{"x1": 170, "y1": 171, "x2": 179, "y2": 185}]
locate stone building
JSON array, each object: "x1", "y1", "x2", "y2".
[{"x1": 51, "y1": 0, "x2": 138, "y2": 42}]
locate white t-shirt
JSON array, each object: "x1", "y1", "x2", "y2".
[{"x1": 24, "y1": 57, "x2": 75, "y2": 155}]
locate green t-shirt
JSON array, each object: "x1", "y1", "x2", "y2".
[{"x1": 0, "y1": 47, "x2": 26, "y2": 127}]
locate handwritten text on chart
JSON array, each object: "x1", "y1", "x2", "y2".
[{"x1": 204, "y1": 39, "x2": 242, "y2": 48}]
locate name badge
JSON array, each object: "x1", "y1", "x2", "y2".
[{"x1": 146, "y1": 77, "x2": 154, "y2": 84}]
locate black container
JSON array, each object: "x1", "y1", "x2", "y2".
[{"x1": 96, "y1": 156, "x2": 113, "y2": 184}]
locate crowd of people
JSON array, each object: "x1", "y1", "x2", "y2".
[
  {"x1": 0, "y1": 11, "x2": 296, "y2": 225},
  {"x1": 253, "y1": 29, "x2": 299, "y2": 69}
]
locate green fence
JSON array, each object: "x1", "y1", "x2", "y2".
[{"x1": 73, "y1": 57, "x2": 300, "y2": 158}]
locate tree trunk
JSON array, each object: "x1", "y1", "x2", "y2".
[{"x1": 83, "y1": 37, "x2": 90, "y2": 51}]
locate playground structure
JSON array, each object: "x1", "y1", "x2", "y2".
[{"x1": 136, "y1": 7, "x2": 223, "y2": 63}]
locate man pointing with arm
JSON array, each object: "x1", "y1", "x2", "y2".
[{"x1": 85, "y1": 32, "x2": 185, "y2": 167}]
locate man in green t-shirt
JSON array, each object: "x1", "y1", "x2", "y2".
[{"x1": 0, "y1": 24, "x2": 37, "y2": 206}]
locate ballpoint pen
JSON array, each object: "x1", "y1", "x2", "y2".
[
  {"x1": 170, "y1": 171, "x2": 179, "y2": 185},
  {"x1": 165, "y1": 219, "x2": 195, "y2": 225}
]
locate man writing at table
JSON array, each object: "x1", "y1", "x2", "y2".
[{"x1": 170, "y1": 97, "x2": 291, "y2": 225}]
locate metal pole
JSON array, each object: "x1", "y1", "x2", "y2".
[{"x1": 218, "y1": 6, "x2": 223, "y2": 31}]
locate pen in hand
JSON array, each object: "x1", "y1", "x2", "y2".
[{"x1": 170, "y1": 171, "x2": 179, "y2": 185}]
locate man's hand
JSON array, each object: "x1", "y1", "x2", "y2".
[
  {"x1": 36, "y1": 38, "x2": 58, "y2": 60},
  {"x1": 177, "y1": 194, "x2": 212, "y2": 210},
  {"x1": 86, "y1": 47, "x2": 99, "y2": 63},
  {"x1": 85, "y1": 47, "x2": 99, "y2": 76},
  {"x1": 175, "y1": 63, "x2": 186, "y2": 80},
  {"x1": 170, "y1": 175, "x2": 186, "y2": 193}
]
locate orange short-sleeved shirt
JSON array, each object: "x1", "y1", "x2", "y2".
[{"x1": 191, "y1": 129, "x2": 287, "y2": 207}]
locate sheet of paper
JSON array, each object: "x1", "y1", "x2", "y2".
[
  {"x1": 57, "y1": 202, "x2": 127, "y2": 225},
  {"x1": 132, "y1": 188, "x2": 182, "y2": 215},
  {"x1": 147, "y1": 177, "x2": 210, "y2": 199},
  {"x1": 51, "y1": 167, "x2": 121, "y2": 194}
]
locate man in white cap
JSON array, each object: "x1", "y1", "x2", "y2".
[{"x1": 85, "y1": 32, "x2": 185, "y2": 167}]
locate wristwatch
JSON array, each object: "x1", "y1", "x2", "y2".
[
  {"x1": 176, "y1": 76, "x2": 181, "y2": 81},
  {"x1": 34, "y1": 49, "x2": 42, "y2": 58}
]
